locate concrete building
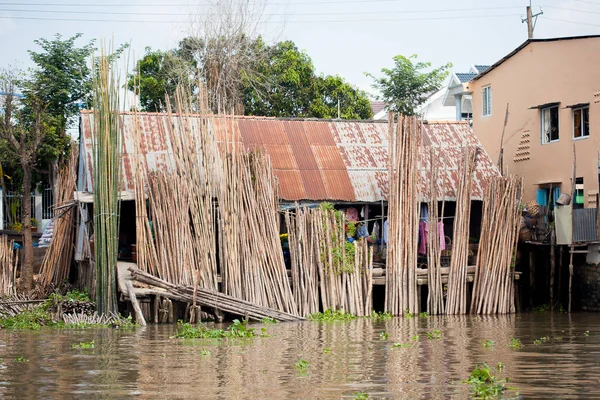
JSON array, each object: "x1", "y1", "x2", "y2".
[{"x1": 468, "y1": 35, "x2": 600, "y2": 208}]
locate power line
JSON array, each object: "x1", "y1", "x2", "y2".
[
  {"x1": 543, "y1": 5, "x2": 600, "y2": 15},
  {"x1": 0, "y1": 0, "x2": 416, "y2": 6},
  {"x1": 0, "y1": 5, "x2": 522, "y2": 17},
  {"x1": 0, "y1": 12, "x2": 521, "y2": 23},
  {"x1": 571, "y1": 0, "x2": 600, "y2": 6},
  {"x1": 544, "y1": 16, "x2": 600, "y2": 28}
]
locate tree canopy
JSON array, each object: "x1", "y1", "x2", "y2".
[{"x1": 368, "y1": 54, "x2": 452, "y2": 116}]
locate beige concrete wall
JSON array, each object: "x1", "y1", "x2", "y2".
[{"x1": 469, "y1": 37, "x2": 600, "y2": 206}]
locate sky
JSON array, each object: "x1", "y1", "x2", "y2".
[{"x1": 0, "y1": 0, "x2": 599, "y2": 98}]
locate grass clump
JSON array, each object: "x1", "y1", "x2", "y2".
[
  {"x1": 307, "y1": 309, "x2": 357, "y2": 322},
  {"x1": 72, "y1": 340, "x2": 95, "y2": 349},
  {"x1": 174, "y1": 319, "x2": 257, "y2": 339},
  {"x1": 464, "y1": 362, "x2": 516, "y2": 399}
]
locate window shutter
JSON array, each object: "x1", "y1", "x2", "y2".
[
  {"x1": 553, "y1": 187, "x2": 561, "y2": 206},
  {"x1": 536, "y1": 189, "x2": 548, "y2": 206}
]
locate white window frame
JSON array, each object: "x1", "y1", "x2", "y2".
[
  {"x1": 572, "y1": 105, "x2": 590, "y2": 140},
  {"x1": 541, "y1": 105, "x2": 560, "y2": 144},
  {"x1": 482, "y1": 86, "x2": 492, "y2": 117}
]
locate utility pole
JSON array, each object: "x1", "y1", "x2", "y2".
[{"x1": 522, "y1": 1, "x2": 543, "y2": 39}]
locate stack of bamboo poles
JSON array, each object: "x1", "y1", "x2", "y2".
[
  {"x1": 91, "y1": 51, "x2": 121, "y2": 315},
  {"x1": 446, "y1": 147, "x2": 478, "y2": 315},
  {"x1": 471, "y1": 176, "x2": 522, "y2": 314},
  {"x1": 426, "y1": 149, "x2": 445, "y2": 315},
  {"x1": 0, "y1": 235, "x2": 17, "y2": 296},
  {"x1": 385, "y1": 115, "x2": 421, "y2": 316},
  {"x1": 38, "y1": 143, "x2": 78, "y2": 291},
  {"x1": 285, "y1": 207, "x2": 373, "y2": 317}
]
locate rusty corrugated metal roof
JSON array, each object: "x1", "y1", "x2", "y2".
[{"x1": 79, "y1": 111, "x2": 499, "y2": 202}]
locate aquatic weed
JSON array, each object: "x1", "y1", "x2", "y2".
[
  {"x1": 508, "y1": 338, "x2": 524, "y2": 349},
  {"x1": 533, "y1": 336, "x2": 550, "y2": 345},
  {"x1": 323, "y1": 347, "x2": 332, "y2": 354},
  {"x1": 392, "y1": 342, "x2": 413, "y2": 349},
  {"x1": 199, "y1": 349, "x2": 211, "y2": 356},
  {"x1": 419, "y1": 312, "x2": 429, "y2": 317},
  {"x1": 174, "y1": 319, "x2": 257, "y2": 339},
  {"x1": 294, "y1": 358, "x2": 310, "y2": 370},
  {"x1": 464, "y1": 362, "x2": 517, "y2": 399},
  {"x1": 260, "y1": 327, "x2": 270, "y2": 337},
  {"x1": 482, "y1": 340, "x2": 495, "y2": 348},
  {"x1": 368, "y1": 311, "x2": 393, "y2": 321},
  {"x1": 261, "y1": 317, "x2": 277, "y2": 324},
  {"x1": 426, "y1": 330, "x2": 442, "y2": 340},
  {"x1": 379, "y1": 332, "x2": 389, "y2": 340},
  {"x1": 584, "y1": 331, "x2": 590, "y2": 337},
  {"x1": 308, "y1": 309, "x2": 357, "y2": 321},
  {"x1": 353, "y1": 392, "x2": 369, "y2": 399},
  {"x1": 411, "y1": 335, "x2": 419, "y2": 341},
  {"x1": 15, "y1": 356, "x2": 28, "y2": 363},
  {"x1": 72, "y1": 340, "x2": 95, "y2": 349}
]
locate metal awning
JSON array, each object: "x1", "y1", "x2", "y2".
[
  {"x1": 529, "y1": 102, "x2": 560, "y2": 110},
  {"x1": 565, "y1": 102, "x2": 590, "y2": 109}
]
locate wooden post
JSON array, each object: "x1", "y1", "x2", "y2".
[
  {"x1": 550, "y1": 230, "x2": 556, "y2": 310},
  {"x1": 529, "y1": 248, "x2": 535, "y2": 309},
  {"x1": 125, "y1": 280, "x2": 146, "y2": 326},
  {"x1": 569, "y1": 143, "x2": 576, "y2": 312},
  {"x1": 526, "y1": 6, "x2": 534, "y2": 39},
  {"x1": 558, "y1": 246, "x2": 563, "y2": 303}
]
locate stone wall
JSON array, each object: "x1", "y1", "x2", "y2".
[{"x1": 575, "y1": 264, "x2": 600, "y2": 311}]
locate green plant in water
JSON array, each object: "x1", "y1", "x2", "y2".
[
  {"x1": 533, "y1": 304, "x2": 550, "y2": 313},
  {"x1": 0, "y1": 307, "x2": 63, "y2": 330},
  {"x1": 72, "y1": 340, "x2": 95, "y2": 349},
  {"x1": 308, "y1": 309, "x2": 357, "y2": 322},
  {"x1": 174, "y1": 319, "x2": 257, "y2": 339},
  {"x1": 379, "y1": 332, "x2": 389, "y2": 341},
  {"x1": 426, "y1": 330, "x2": 442, "y2": 340},
  {"x1": 15, "y1": 356, "x2": 28, "y2": 363},
  {"x1": 323, "y1": 347, "x2": 332, "y2": 354},
  {"x1": 392, "y1": 342, "x2": 412, "y2": 349},
  {"x1": 411, "y1": 335, "x2": 419, "y2": 341},
  {"x1": 261, "y1": 317, "x2": 277, "y2": 324},
  {"x1": 419, "y1": 311, "x2": 429, "y2": 317},
  {"x1": 199, "y1": 349, "x2": 211, "y2": 356},
  {"x1": 464, "y1": 362, "x2": 516, "y2": 400},
  {"x1": 584, "y1": 331, "x2": 590, "y2": 337},
  {"x1": 260, "y1": 327, "x2": 270, "y2": 337},
  {"x1": 404, "y1": 309, "x2": 415, "y2": 318},
  {"x1": 483, "y1": 340, "x2": 495, "y2": 348},
  {"x1": 294, "y1": 358, "x2": 310, "y2": 370},
  {"x1": 508, "y1": 338, "x2": 524, "y2": 349},
  {"x1": 496, "y1": 362, "x2": 504, "y2": 372},
  {"x1": 353, "y1": 392, "x2": 369, "y2": 399},
  {"x1": 368, "y1": 311, "x2": 393, "y2": 320},
  {"x1": 533, "y1": 336, "x2": 550, "y2": 345}
]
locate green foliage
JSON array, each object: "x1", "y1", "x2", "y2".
[
  {"x1": 533, "y1": 304, "x2": 551, "y2": 313},
  {"x1": 392, "y1": 342, "x2": 413, "y2": 349},
  {"x1": 464, "y1": 362, "x2": 516, "y2": 400},
  {"x1": 199, "y1": 349, "x2": 211, "y2": 356},
  {"x1": 345, "y1": 221, "x2": 357, "y2": 237},
  {"x1": 425, "y1": 330, "x2": 442, "y2": 340},
  {"x1": 584, "y1": 331, "x2": 590, "y2": 337},
  {"x1": 174, "y1": 319, "x2": 257, "y2": 339},
  {"x1": 261, "y1": 317, "x2": 277, "y2": 324},
  {"x1": 369, "y1": 311, "x2": 393, "y2": 321},
  {"x1": 508, "y1": 338, "x2": 524, "y2": 349},
  {"x1": 483, "y1": 340, "x2": 495, "y2": 348},
  {"x1": 533, "y1": 336, "x2": 550, "y2": 345},
  {"x1": 419, "y1": 312, "x2": 429, "y2": 317},
  {"x1": 0, "y1": 307, "x2": 62, "y2": 330},
  {"x1": 72, "y1": 340, "x2": 95, "y2": 349},
  {"x1": 411, "y1": 335, "x2": 420, "y2": 341},
  {"x1": 294, "y1": 358, "x2": 310, "y2": 370},
  {"x1": 353, "y1": 392, "x2": 369, "y2": 399},
  {"x1": 323, "y1": 347, "x2": 332, "y2": 354},
  {"x1": 379, "y1": 331, "x2": 389, "y2": 341},
  {"x1": 15, "y1": 356, "x2": 28, "y2": 363},
  {"x1": 307, "y1": 309, "x2": 357, "y2": 321},
  {"x1": 368, "y1": 54, "x2": 452, "y2": 116}
]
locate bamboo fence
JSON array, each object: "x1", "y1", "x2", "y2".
[
  {"x1": 91, "y1": 51, "x2": 121, "y2": 315},
  {"x1": 471, "y1": 175, "x2": 522, "y2": 314},
  {"x1": 38, "y1": 143, "x2": 78, "y2": 291},
  {"x1": 385, "y1": 116, "x2": 421, "y2": 316},
  {"x1": 286, "y1": 207, "x2": 373, "y2": 317},
  {"x1": 0, "y1": 235, "x2": 17, "y2": 296},
  {"x1": 445, "y1": 147, "x2": 478, "y2": 315}
]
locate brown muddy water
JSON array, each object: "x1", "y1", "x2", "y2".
[{"x1": 1, "y1": 313, "x2": 600, "y2": 399}]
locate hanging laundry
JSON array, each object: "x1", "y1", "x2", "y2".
[
  {"x1": 383, "y1": 219, "x2": 389, "y2": 244},
  {"x1": 420, "y1": 203, "x2": 429, "y2": 222},
  {"x1": 357, "y1": 222, "x2": 369, "y2": 238},
  {"x1": 372, "y1": 221, "x2": 380, "y2": 241},
  {"x1": 419, "y1": 221, "x2": 428, "y2": 254},
  {"x1": 438, "y1": 220, "x2": 446, "y2": 251},
  {"x1": 345, "y1": 207, "x2": 359, "y2": 222}
]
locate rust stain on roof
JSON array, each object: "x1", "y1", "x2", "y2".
[{"x1": 79, "y1": 112, "x2": 499, "y2": 202}]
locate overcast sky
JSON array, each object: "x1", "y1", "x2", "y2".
[{"x1": 1, "y1": 0, "x2": 599, "y2": 98}]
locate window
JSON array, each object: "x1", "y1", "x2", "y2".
[
  {"x1": 482, "y1": 86, "x2": 492, "y2": 116},
  {"x1": 575, "y1": 177, "x2": 584, "y2": 208},
  {"x1": 573, "y1": 106, "x2": 590, "y2": 139},
  {"x1": 541, "y1": 105, "x2": 559, "y2": 143}
]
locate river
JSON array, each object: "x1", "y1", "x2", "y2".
[{"x1": 1, "y1": 313, "x2": 599, "y2": 399}]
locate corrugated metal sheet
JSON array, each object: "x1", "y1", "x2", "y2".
[
  {"x1": 573, "y1": 208, "x2": 598, "y2": 242},
  {"x1": 79, "y1": 111, "x2": 499, "y2": 203}
]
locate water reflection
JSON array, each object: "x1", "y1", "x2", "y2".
[{"x1": 0, "y1": 314, "x2": 599, "y2": 399}]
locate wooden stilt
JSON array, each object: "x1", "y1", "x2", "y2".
[
  {"x1": 126, "y1": 280, "x2": 146, "y2": 326},
  {"x1": 550, "y1": 230, "x2": 556, "y2": 310}
]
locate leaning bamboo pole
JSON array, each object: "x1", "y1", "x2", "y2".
[
  {"x1": 385, "y1": 115, "x2": 421, "y2": 316},
  {"x1": 0, "y1": 235, "x2": 17, "y2": 296},
  {"x1": 38, "y1": 143, "x2": 79, "y2": 291},
  {"x1": 426, "y1": 149, "x2": 445, "y2": 315},
  {"x1": 445, "y1": 147, "x2": 478, "y2": 315},
  {"x1": 471, "y1": 175, "x2": 522, "y2": 314},
  {"x1": 91, "y1": 50, "x2": 121, "y2": 315}
]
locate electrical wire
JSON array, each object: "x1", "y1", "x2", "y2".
[
  {"x1": 0, "y1": 13, "x2": 522, "y2": 23},
  {"x1": 543, "y1": 4, "x2": 600, "y2": 15},
  {"x1": 544, "y1": 16, "x2": 600, "y2": 28}
]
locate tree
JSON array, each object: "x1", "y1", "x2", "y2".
[
  {"x1": 0, "y1": 69, "x2": 52, "y2": 292},
  {"x1": 368, "y1": 55, "x2": 452, "y2": 116},
  {"x1": 309, "y1": 75, "x2": 372, "y2": 120}
]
